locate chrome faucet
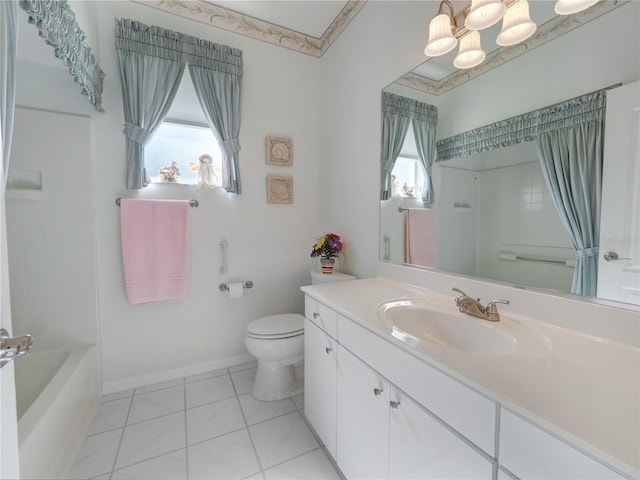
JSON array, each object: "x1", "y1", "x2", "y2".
[{"x1": 452, "y1": 288, "x2": 509, "y2": 322}]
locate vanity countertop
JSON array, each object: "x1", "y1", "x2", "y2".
[{"x1": 301, "y1": 277, "x2": 640, "y2": 477}]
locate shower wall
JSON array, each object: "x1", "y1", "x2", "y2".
[
  {"x1": 6, "y1": 107, "x2": 99, "y2": 346},
  {"x1": 477, "y1": 162, "x2": 574, "y2": 292}
]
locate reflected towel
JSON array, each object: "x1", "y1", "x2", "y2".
[
  {"x1": 405, "y1": 208, "x2": 437, "y2": 268},
  {"x1": 120, "y1": 199, "x2": 190, "y2": 304}
]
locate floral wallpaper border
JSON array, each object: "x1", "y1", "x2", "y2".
[
  {"x1": 131, "y1": 0, "x2": 366, "y2": 57},
  {"x1": 395, "y1": 0, "x2": 626, "y2": 96}
]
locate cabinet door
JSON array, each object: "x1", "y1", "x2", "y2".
[
  {"x1": 500, "y1": 409, "x2": 625, "y2": 479},
  {"x1": 304, "y1": 319, "x2": 338, "y2": 459},
  {"x1": 389, "y1": 388, "x2": 494, "y2": 479},
  {"x1": 337, "y1": 346, "x2": 389, "y2": 480}
]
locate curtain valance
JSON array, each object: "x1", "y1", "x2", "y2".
[
  {"x1": 382, "y1": 92, "x2": 437, "y2": 124},
  {"x1": 115, "y1": 18, "x2": 243, "y2": 77},
  {"x1": 19, "y1": 0, "x2": 105, "y2": 112},
  {"x1": 436, "y1": 89, "x2": 608, "y2": 162}
]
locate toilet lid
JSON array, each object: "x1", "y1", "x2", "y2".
[{"x1": 246, "y1": 314, "x2": 304, "y2": 338}]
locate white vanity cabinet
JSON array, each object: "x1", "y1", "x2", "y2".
[
  {"x1": 304, "y1": 318, "x2": 338, "y2": 459},
  {"x1": 499, "y1": 409, "x2": 625, "y2": 479},
  {"x1": 336, "y1": 345, "x2": 494, "y2": 480}
]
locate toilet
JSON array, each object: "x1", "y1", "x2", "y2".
[
  {"x1": 245, "y1": 313, "x2": 305, "y2": 401},
  {"x1": 245, "y1": 269, "x2": 356, "y2": 401}
]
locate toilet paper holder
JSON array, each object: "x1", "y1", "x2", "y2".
[{"x1": 219, "y1": 281, "x2": 253, "y2": 292}]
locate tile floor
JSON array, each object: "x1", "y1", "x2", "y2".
[{"x1": 70, "y1": 362, "x2": 342, "y2": 480}]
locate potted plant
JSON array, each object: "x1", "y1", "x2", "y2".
[{"x1": 311, "y1": 233, "x2": 344, "y2": 274}]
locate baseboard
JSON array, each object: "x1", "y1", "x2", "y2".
[{"x1": 102, "y1": 353, "x2": 255, "y2": 394}]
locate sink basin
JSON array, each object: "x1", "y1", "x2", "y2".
[{"x1": 377, "y1": 299, "x2": 549, "y2": 356}]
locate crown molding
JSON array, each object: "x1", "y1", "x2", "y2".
[
  {"x1": 396, "y1": 0, "x2": 626, "y2": 96},
  {"x1": 131, "y1": 0, "x2": 366, "y2": 57}
]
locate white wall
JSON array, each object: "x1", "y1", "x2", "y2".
[
  {"x1": 15, "y1": 1, "x2": 325, "y2": 391},
  {"x1": 92, "y1": 2, "x2": 324, "y2": 391}
]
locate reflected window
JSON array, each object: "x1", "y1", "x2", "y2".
[{"x1": 390, "y1": 126, "x2": 425, "y2": 198}]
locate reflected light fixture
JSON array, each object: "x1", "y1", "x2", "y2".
[
  {"x1": 424, "y1": 0, "x2": 599, "y2": 70},
  {"x1": 454, "y1": 31, "x2": 486, "y2": 69}
]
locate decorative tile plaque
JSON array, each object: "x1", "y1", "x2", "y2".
[
  {"x1": 266, "y1": 175, "x2": 293, "y2": 204},
  {"x1": 266, "y1": 136, "x2": 293, "y2": 166}
]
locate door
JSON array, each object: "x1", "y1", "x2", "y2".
[
  {"x1": 1, "y1": 148, "x2": 20, "y2": 478},
  {"x1": 303, "y1": 319, "x2": 338, "y2": 459},
  {"x1": 598, "y1": 81, "x2": 640, "y2": 304},
  {"x1": 336, "y1": 346, "x2": 389, "y2": 480},
  {"x1": 388, "y1": 388, "x2": 493, "y2": 479}
]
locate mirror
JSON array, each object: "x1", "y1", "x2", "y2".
[{"x1": 380, "y1": 1, "x2": 640, "y2": 305}]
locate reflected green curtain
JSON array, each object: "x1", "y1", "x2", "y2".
[
  {"x1": 411, "y1": 104, "x2": 438, "y2": 205},
  {"x1": 380, "y1": 93, "x2": 412, "y2": 200},
  {"x1": 534, "y1": 91, "x2": 606, "y2": 296},
  {"x1": 188, "y1": 39, "x2": 243, "y2": 193},
  {"x1": 1, "y1": 0, "x2": 18, "y2": 189}
]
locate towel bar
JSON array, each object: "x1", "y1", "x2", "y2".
[{"x1": 116, "y1": 198, "x2": 199, "y2": 207}]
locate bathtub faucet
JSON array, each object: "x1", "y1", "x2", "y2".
[
  {"x1": 0, "y1": 328, "x2": 33, "y2": 368},
  {"x1": 452, "y1": 288, "x2": 510, "y2": 322}
]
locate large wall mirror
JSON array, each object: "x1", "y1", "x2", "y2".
[{"x1": 380, "y1": 0, "x2": 640, "y2": 306}]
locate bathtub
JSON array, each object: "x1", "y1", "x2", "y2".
[{"x1": 14, "y1": 337, "x2": 101, "y2": 479}]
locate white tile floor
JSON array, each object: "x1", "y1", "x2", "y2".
[{"x1": 70, "y1": 362, "x2": 342, "y2": 480}]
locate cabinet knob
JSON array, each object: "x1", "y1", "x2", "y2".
[
  {"x1": 325, "y1": 346, "x2": 333, "y2": 354},
  {"x1": 389, "y1": 400, "x2": 401, "y2": 411},
  {"x1": 373, "y1": 387, "x2": 384, "y2": 397},
  {"x1": 313, "y1": 312, "x2": 320, "y2": 319}
]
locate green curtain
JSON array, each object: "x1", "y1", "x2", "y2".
[
  {"x1": 1, "y1": 0, "x2": 18, "y2": 189},
  {"x1": 188, "y1": 39, "x2": 242, "y2": 193},
  {"x1": 535, "y1": 98, "x2": 605, "y2": 296},
  {"x1": 19, "y1": 0, "x2": 105, "y2": 112},
  {"x1": 115, "y1": 18, "x2": 243, "y2": 191}
]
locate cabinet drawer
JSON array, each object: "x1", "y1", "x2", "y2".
[
  {"x1": 500, "y1": 409, "x2": 625, "y2": 479},
  {"x1": 340, "y1": 317, "x2": 497, "y2": 456},
  {"x1": 305, "y1": 296, "x2": 339, "y2": 339}
]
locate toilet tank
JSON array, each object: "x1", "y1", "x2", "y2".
[{"x1": 310, "y1": 270, "x2": 356, "y2": 285}]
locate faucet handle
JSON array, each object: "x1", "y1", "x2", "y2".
[{"x1": 485, "y1": 299, "x2": 510, "y2": 321}]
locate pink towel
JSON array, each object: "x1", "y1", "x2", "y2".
[
  {"x1": 405, "y1": 208, "x2": 437, "y2": 268},
  {"x1": 120, "y1": 199, "x2": 190, "y2": 304}
]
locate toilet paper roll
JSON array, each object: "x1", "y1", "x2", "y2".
[{"x1": 228, "y1": 282, "x2": 244, "y2": 299}]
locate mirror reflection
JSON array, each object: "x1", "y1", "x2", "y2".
[{"x1": 380, "y1": 1, "x2": 640, "y2": 305}]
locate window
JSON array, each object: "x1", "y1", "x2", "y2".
[
  {"x1": 391, "y1": 125, "x2": 425, "y2": 198},
  {"x1": 145, "y1": 71, "x2": 223, "y2": 187}
]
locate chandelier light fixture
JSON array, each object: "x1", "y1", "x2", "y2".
[{"x1": 424, "y1": 0, "x2": 599, "y2": 70}]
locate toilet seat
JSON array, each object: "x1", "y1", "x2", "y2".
[{"x1": 246, "y1": 314, "x2": 304, "y2": 340}]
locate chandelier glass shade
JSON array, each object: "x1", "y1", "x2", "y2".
[
  {"x1": 496, "y1": 0, "x2": 537, "y2": 46},
  {"x1": 424, "y1": 0, "x2": 598, "y2": 69},
  {"x1": 424, "y1": 12, "x2": 458, "y2": 56},
  {"x1": 554, "y1": 0, "x2": 599, "y2": 15},
  {"x1": 454, "y1": 31, "x2": 486, "y2": 69},
  {"x1": 465, "y1": 0, "x2": 506, "y2": 30}
]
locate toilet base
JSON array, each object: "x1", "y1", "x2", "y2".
[{"x1": 251, "y1": 361, "x2": 304, "y2": 401}]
